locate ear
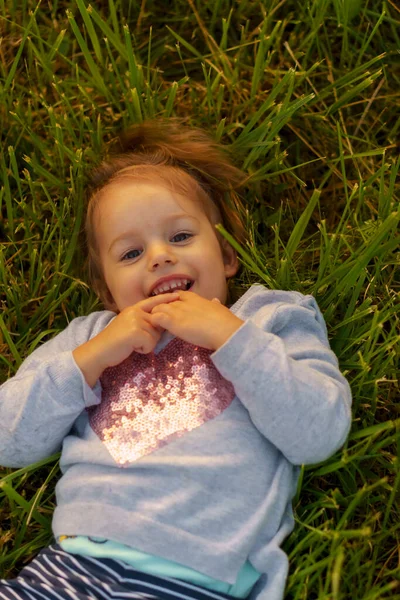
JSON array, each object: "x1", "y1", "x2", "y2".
[{"x1": 221, "y1": 238, "x2": 239, "y2": 278}]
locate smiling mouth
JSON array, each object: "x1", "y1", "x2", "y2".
[{"x1": 150, "y1": 279, "x2": 194, "y2": 297}]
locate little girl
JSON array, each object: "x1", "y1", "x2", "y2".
[{"x1": 0, "y1": 118, "x2": 352, "y2": 600}]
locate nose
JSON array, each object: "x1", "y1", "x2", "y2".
[{"x1": 148, "y1": 243, "x2": 177, "y2": 271}]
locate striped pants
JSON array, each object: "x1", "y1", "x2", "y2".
[{"x1": 0, "y1": 545, "x2": 238, "y2": 600}]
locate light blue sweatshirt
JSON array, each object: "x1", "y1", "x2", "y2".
[{"x1": 0, "y1": 284, "x2": 352, "y2": 600}]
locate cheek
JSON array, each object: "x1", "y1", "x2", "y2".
[
  {"x1": 118, "y1": 270, "x2": 144, "y2": 298},
  {"x1": 198, "y1": 246, "x2": 221, "y2": 268},
  {"x1": 210, "y1": 240, "x2": 225, "y2": 265},
  {"x1": 118, "y1": 271, "x2": 137, "y2": 289},
  {"x1": 104, "y1": 267, "x2": 119, "y2": 291},
  {"x1": 103, "y1": 268, "x2": 123, "y2": 298}
]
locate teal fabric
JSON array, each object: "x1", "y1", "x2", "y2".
[{"x1": 58, "y1": 535, "x2": 261, "y2": 598}]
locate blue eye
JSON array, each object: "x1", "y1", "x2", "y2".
[
  {"x1": 122, "y1": 248, "x2": 142, "y2": 261},
  {"x1": 171, "y1": 232, "x2": 192, "y2": 243}
]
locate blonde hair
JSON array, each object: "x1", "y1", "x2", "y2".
[{"x1": 82, "y1": 117, "x2": 249, "y2": 309}]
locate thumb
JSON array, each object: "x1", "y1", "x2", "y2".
[{"x1": 211, "y1": 297, "x2": 221, "y2": 303}]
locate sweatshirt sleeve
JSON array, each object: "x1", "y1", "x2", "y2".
[
  {"x1": 211, "y1": 291, "x2": 352, "y2": 465},
  {"x1": 0, "y1": 311, "x2": 115, "y2": 468}
]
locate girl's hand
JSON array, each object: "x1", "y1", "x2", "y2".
[
  {"x1": 149, "y1": 291, "x2": 244, "y2": 351},
  {"x1": 73, "y1": 292, "x2": 180, "y2": 387}
]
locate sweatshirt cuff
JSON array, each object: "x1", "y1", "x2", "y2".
[
  {"x1": 211, "y1": 319, "x2": 264, "y2": 376},
  {"x1": 70, "y1": 352, "x2": 102, "y2": 407}
]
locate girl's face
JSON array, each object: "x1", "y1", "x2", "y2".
[{"x1": 95, "y1": 180, "x2": 238, "y2": 312}]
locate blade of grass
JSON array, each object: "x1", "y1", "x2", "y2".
[
  {"x1": 75, "y1": 0, "x2": 104, "y2": 65},
  {"x1": 66, "y1": 9, "x2": 109, "y2": 97}
]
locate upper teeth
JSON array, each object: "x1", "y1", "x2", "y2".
[{"x1": 151, "y1": 278, "x2": 191, "y2": 296}]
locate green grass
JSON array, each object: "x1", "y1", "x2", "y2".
[{"x1": 0, "y1": 0, "x2": 399, "y2": 597}]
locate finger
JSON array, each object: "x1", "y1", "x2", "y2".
[
  {"x1": 151, "y1": 302, "x2": 175, "y2": 315},
  {"x1": 134, "y1": 332, "x2": 156, "y2": 354},
  {"x1": 140, "y1": 323, "x2": 164, "y2": 351},
  {"x1": 140, "y1": 316, "x2": 165, "y2": 337},
  {"x1": 138, "y1": 292, "x2": 180, "y2": 313},
  {"x1": 148, "y1": 312, "x2": 170, "y2": 329},
  {"x1": 152, "y1": 323, "x2": 166, "y2": 334},
  {"x1": 211, "y1": 297, "x2": 221, "y2": 303},
  {"x1": 172, "y1": 290, "x2": 199, "y2": 301}
]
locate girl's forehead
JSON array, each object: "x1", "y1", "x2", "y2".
[{"x1": 96, "y1": 179, "x2": 211, "y2": 222}]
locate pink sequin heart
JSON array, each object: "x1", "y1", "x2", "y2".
[{"x1": 87, "y1": 338, "x2": 235, "y2": 466}]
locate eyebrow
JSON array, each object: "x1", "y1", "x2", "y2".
[{"x1": 108, "y1": 213, "x2": 200, "y2": 253}]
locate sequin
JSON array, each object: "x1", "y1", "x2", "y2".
[{"x1": 87, "y1": 339, "x2": 235, "y2": 466}]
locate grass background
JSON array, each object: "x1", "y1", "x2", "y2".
[{"x1": 0, "y1": 0, "x2": 399, "y2": 597}]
